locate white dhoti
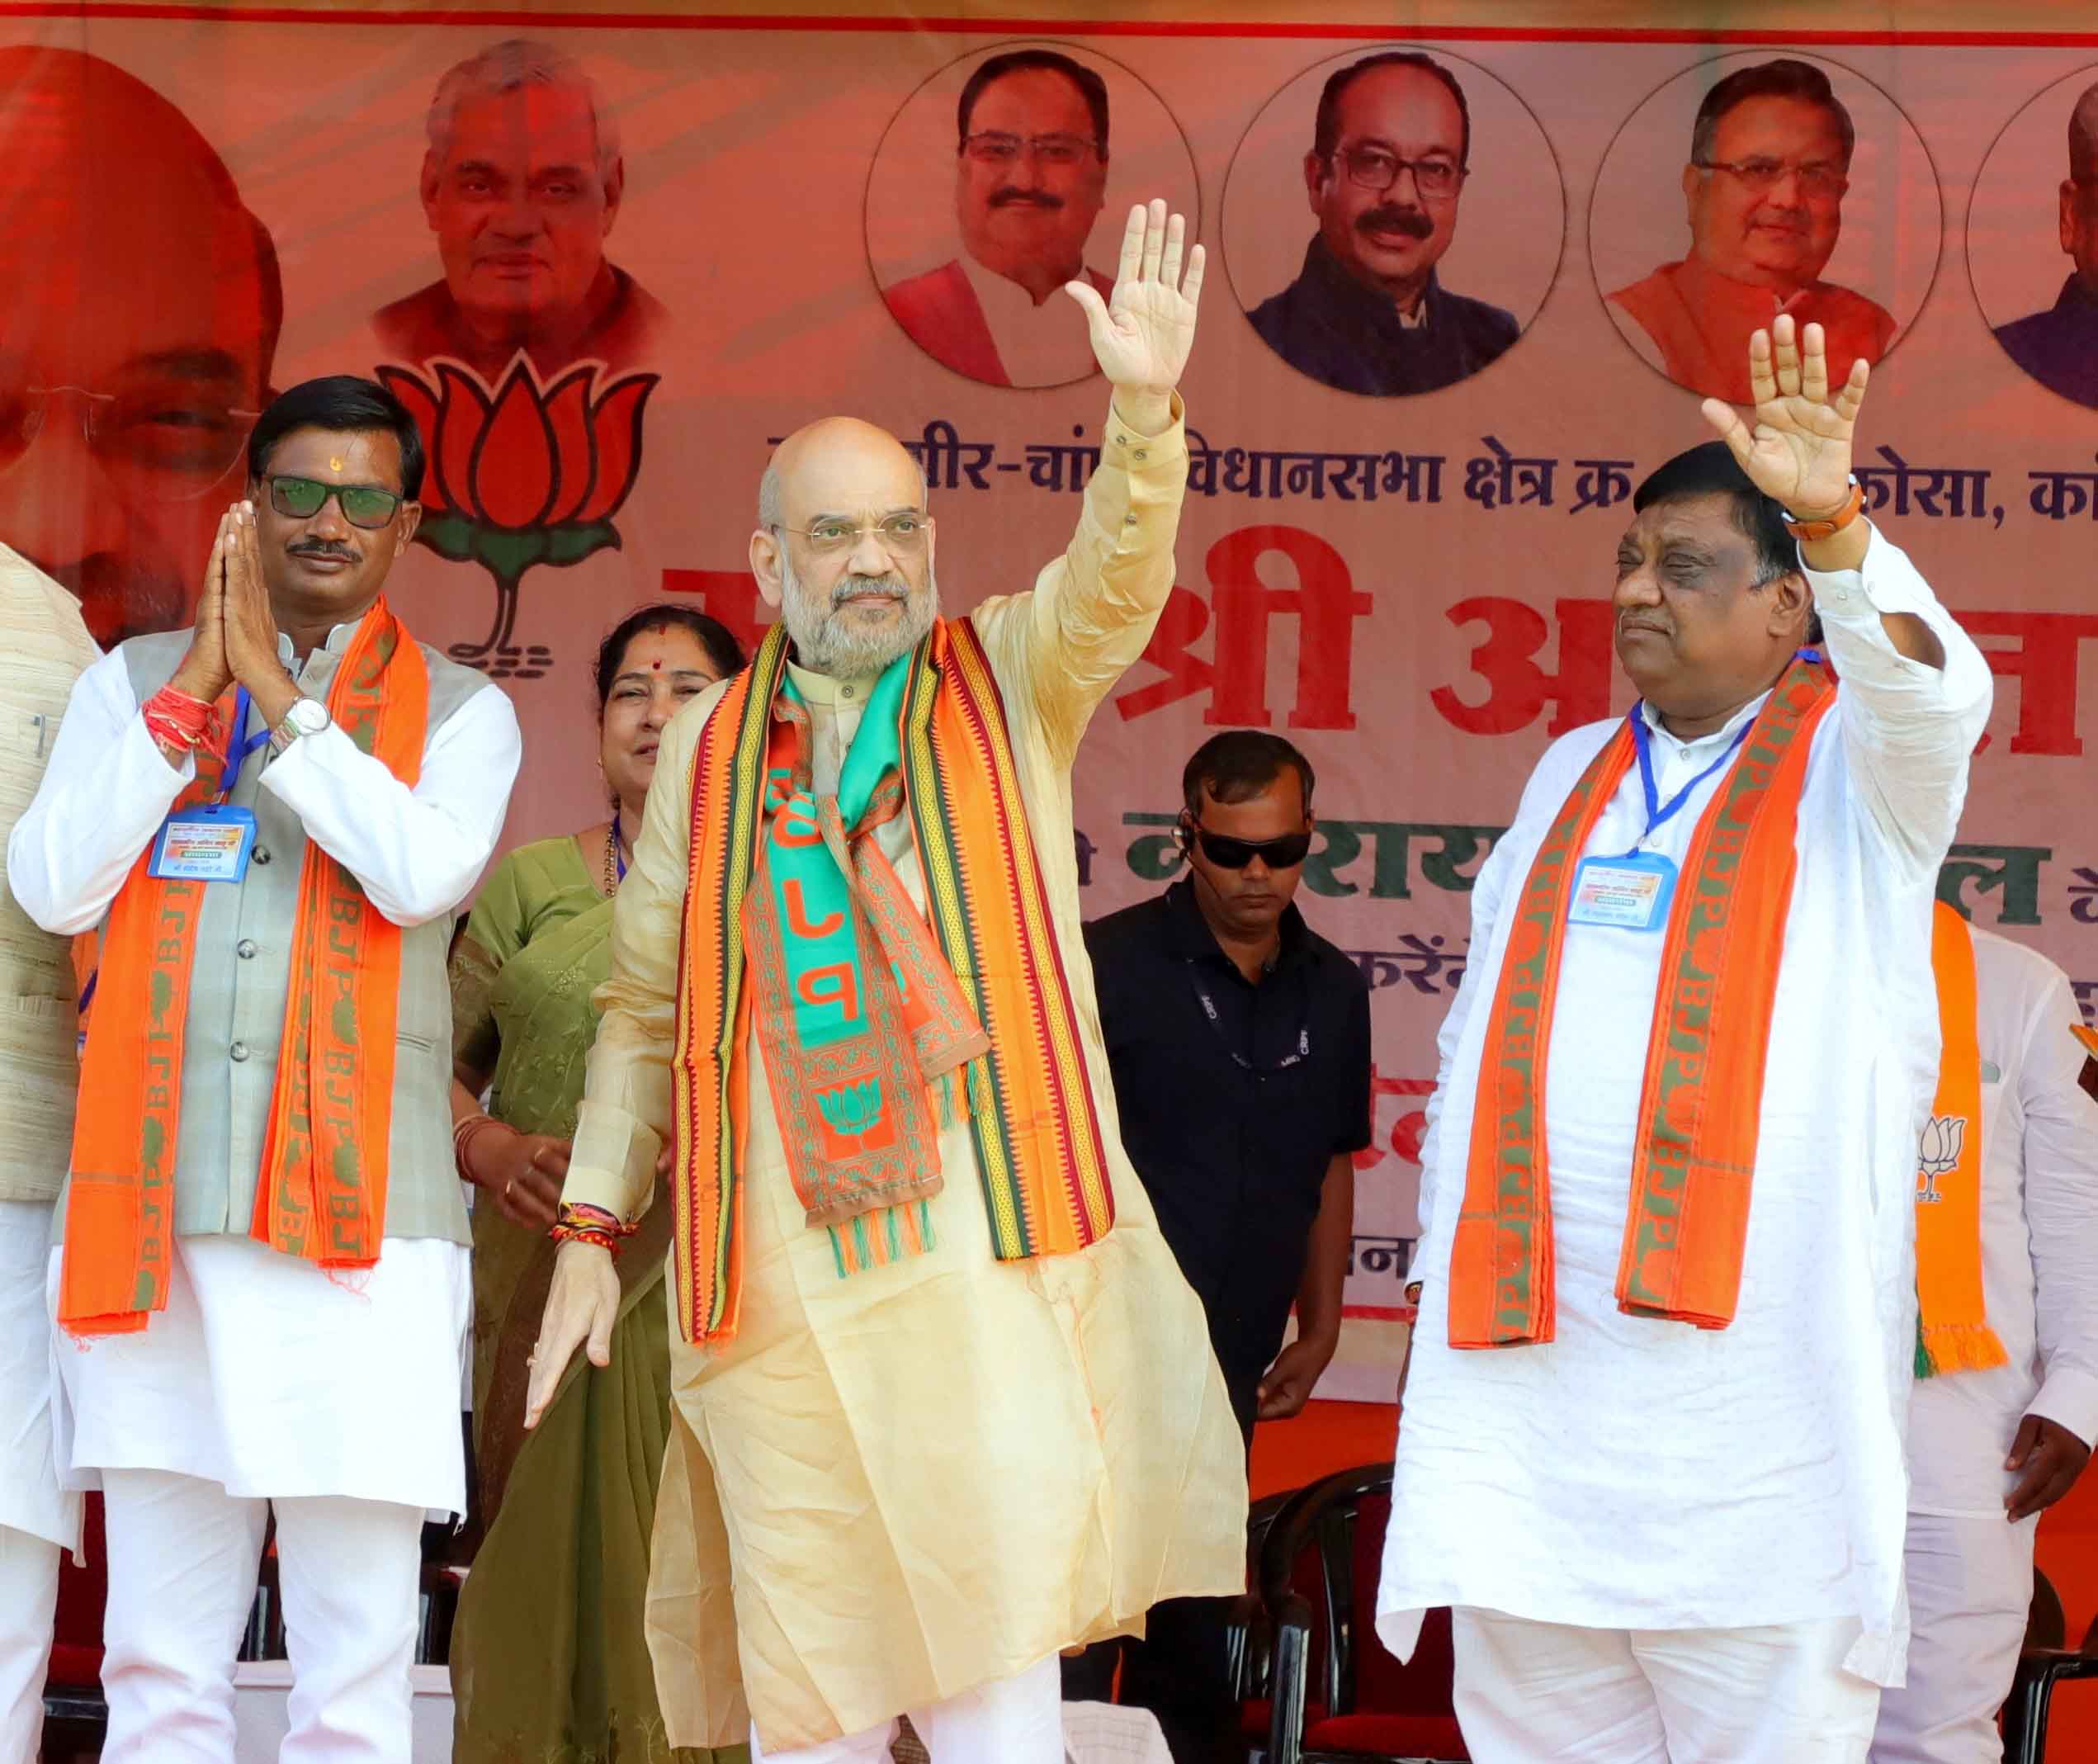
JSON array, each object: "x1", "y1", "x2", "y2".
[
  {"x1": 1869, "y1": 1511, "x2": 2035, "y2": 1764},
  {"x1": 45, "y1": 1230, "x2": 469, "y2": 1761},
  {"x1": 1452, "y1": 1609, "x2": 1883, "y2": 1764},
  {"x1": 0, "y1": 1199, "x2": 81, "y2": 1762}
]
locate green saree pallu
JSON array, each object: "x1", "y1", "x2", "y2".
[{"x1": 447, "y1": 836, "x2": 740, "y2": 1764}]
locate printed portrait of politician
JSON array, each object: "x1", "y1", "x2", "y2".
[
  {"x1": 1992, "y1": 79, "x2": 2098, "y2": 409},
  {"x1": 881, "y1": 47, "x2": 1118, "y2": 388},
  {"x1": 0, "y1": 46, "x2": 281, "y2": 646},
  {"x1": 1245, "y1": 51, "x2": 1519, "y2": 397},
  {"x1": 1608, "y1": 58, "x2": 1895, "y2": 403},
  {"x1": 372, "y1": 38, "x2": 667, "y2": 384}
]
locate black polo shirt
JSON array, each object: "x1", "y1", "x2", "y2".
[{"x1": 1085, "y1": 879, "x2": 1372, "y2": 1425}]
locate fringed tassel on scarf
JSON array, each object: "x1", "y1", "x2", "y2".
[
  {"x1": 830, "y1": 1201, "x2": 937, "y2": 1277},
  {"x1": 1916, "y1": 1315, "x2": 2011, "y2": 1380}
]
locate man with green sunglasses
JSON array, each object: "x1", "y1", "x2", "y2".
[{"x1": 11, "y1": 373, "x2": 521, "y2": 1760}]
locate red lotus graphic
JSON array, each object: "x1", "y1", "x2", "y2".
[{"x1": 377, "y1": 357, "x2": 657, "y2": 677}]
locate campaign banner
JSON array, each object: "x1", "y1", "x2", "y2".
[{"x1": 6, "y1": 2, "x2": 2096, "y2": 1400}]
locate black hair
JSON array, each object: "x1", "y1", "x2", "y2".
[
  {"x1": 593, "y1": 604, "x2": 745, "y2": 712},
  {"x1": 1691, "y1": 58, "x2": 1855, "y2": 169},
  {"x1": 1312, "y1": 50, "x2": 1472, "y2": 168},
  {"x1": 1182, "y1": 730, "x2": 1316, "y2": 821},
  {"x1": 1632, "y1": 441, "x2": 1822, "y2": 642},
  {"x1": 248, "y1": 375, "x2": 424, "y2": 501},
  {"x1": 957, "y1": 49, "x2": 1109, "y2": 156}
]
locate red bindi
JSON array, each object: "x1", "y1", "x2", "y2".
[{"x1": 651, "y1": 660, "x2": 661, "y2": 669}]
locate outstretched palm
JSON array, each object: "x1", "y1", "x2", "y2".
[
  {"x1": 1066, "y1": 198, "x2": 1205, "y2": 395},
  {"x1": 1700, "y1": 313, "x2": 1865, "y2": 516}
]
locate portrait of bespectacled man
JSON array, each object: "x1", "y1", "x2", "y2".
[
  {"x1": 867, "y1": 40, "x2": 1201, "y2": 390},
  {"x1": 1221, "y1": 45, "x2": 1562, "y2": 399}
]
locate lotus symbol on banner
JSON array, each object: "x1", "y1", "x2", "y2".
[{"x1": 376, "y1": 358, "x2": 657, "y2": 681}]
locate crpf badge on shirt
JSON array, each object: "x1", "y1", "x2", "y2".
[
  {"x1": 1569, "y1": 851, "x2": 1677, "y2": 932},
  {"x1": 149, "y1": 802, "x2": 258, "y2": 882}
]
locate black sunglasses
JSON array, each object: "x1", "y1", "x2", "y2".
[
  {"x1": 1184, "y1": 821, "x2": 1314, "y2": 871},
  {"x1": 265, "y1": 474, "x2": 404, "y2": 530}
]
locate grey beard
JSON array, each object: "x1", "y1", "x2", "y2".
[{"x1": 780, "y1": 557, "x2": 938, "y2": 676}]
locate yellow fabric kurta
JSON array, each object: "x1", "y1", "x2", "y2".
[{"x1": 562, "y1": 397, "x2": 1249, "y2": 1754}]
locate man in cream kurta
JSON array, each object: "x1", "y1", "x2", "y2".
[
  {"x1": 530, "y1": 202, "x2": 1247, "y2": 1762},
  {"x1": 1871, "y1": 925, "x2": 2098, "y2": 1764},
  {"x1": 1377, "y1": 319, "x2": 1992, "y2": 1762},
  {"x1": 0, "y1": 542, "x2": 97, "y2": 1761}
]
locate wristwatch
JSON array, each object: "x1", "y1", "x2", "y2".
[
  {"x1": 1783, "y1": 475, "x2": 1865, "y2": 542},
  {"x1": 271, "y1": 696, "x2": 332, "y2": 754}
]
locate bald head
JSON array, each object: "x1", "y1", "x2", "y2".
[
  {"x1": 0, "y1": 48, "x2": 277, "y2": 356},
  {"x1": 2072, "y1": 79, "x2": 2098, "y2": 184},
  {"x1": 757, "y1": 417, "x2": 927, "y2": 532},
  {"x1": 0, "y1": 48, "x2": 281, "y2": 643}
]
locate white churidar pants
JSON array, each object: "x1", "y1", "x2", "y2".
[
  {"x1": 0, "y1": 1523, "x2": 60, "y2": 1764},
  {"x1": 97, "y1": 1468, "x2": 424, "y2": 1763},
  {"x1": 1869, "y1": 1510, "x2": 2035, "y2": 1764},
  {"x1": 748, "y1": 1654, "x2": 1062, "y2": 1763},
  {"x1": 1451, "y1": 1607, "x2": 1883, "y2": 1763}
]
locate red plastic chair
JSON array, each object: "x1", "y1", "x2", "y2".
[
  {"x1": 42, "y1": 1492, "x2": 107, "y2": 1751},
  {"x1": 1259, "y1": 1464, "x2": 1467, "y2": 1764}
]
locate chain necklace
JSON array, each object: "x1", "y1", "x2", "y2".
[{"x1": 601, "y1": 817, "x2": 632, "y2": 896}]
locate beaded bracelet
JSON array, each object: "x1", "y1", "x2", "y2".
[
  {"x1": 556, "y1": 1200, "x2": 636, "y2": 1238},
  {"x1": 550, "y1": 1222, "x2": 624, "y2": 1258}
]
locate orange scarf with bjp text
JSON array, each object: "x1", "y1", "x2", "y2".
[
  {"x1": 1447, "y1": 655, "x2": 1836, "y2": 1349},
  {"x1": 59, "y1": 601, "x2": 428, "y2": 1336}
]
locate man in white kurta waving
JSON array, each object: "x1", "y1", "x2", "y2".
[
  {"x1": 527, "y1": 201, "x2": 1247, "y2": 1764},
  {"x1": 1378, "y1": 314, "x2": 1992, "y2": 1762}
]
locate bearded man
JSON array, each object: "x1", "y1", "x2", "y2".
[{"x1": 526, "y1": 201, "x2": 1248, "y2": 1764}]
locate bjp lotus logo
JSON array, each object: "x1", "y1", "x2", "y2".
[
  {"x1": 377, "y1": 358, "x2": 657, "y2": 679},
  {"x1": 1916, "y1": 1113, "x2": 1965, "y2": 1204}
]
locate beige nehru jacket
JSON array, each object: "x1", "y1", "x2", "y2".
[{"x1": 0, "y1": 544, "x2": 97, "y2": 1203}]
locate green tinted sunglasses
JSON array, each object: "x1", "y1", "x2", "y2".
[{"x1": 265, "y1": 474, "x2": 404, "y2": 530}]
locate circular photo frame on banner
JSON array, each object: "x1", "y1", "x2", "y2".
[
  {"x1": 1220, "y1": 45, "x2": 1563, "y2": 400},
  {"x1": 1969, "y1": 64, "x2": 2098, "y2": 411},
  {"x1": 1590, "y1": 51, "x2": 1941, "y2": 404},
  {"x1": 864, "y1": 40, "x2": 1200, "y2": 390}
]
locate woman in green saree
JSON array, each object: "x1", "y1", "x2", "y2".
[{"x1": 447, "y1": 605, "x2": 745, "y2": 1764}]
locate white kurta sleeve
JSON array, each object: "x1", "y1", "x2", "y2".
[
  {"x1": 2015, "y1": 967, "x2": 2098, "y2": 1448},
  {"x1": 1802, "y1": 525, "x2": 1992, "y2": 878},
  {"x1": 258, "y1": 682, "x2": 521, "y2": 928},
  {"x1": 4, "y1": 649, "x2": 191, "y2": 935}
]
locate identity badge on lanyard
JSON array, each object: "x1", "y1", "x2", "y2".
[
  {"x1": 149, "y1": 687, "x2": 269, "y2": 882},
  {"x1": 1568, "y1": 707, "x2": 1752, "y2": 933}
]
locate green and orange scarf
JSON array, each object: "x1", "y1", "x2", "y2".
[
  {"x1": 1448, "y1": 655, "x2": 1836, "y2": 1349},
  {"x1": 59, "y1": 600, "x2": 428, "y2": 1336},
  {"x1": 1915, "y1": 901, "x2": 2008, "y2": 1377},
  {"x1": 670, "y1": 617, "x2": 1113, "y2": 1345}
]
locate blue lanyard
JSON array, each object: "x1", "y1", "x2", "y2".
[
  {"x1": 1625, "y1": 706, "x2": 1755, "y2": 852},
  {"x1": 216, "y1": 687, "x2": 273, "y2": 803},
  {"x1": 616, "y1": 836, "x2": 628, "y2": 883}
]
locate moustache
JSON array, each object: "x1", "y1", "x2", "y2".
[
  {"x1": 829, "y1": 574, "x2": 910, "y2": 608},
  {"x1": 990, "y1": 188, "x2": 1064, "y2": 210},
  {"x1": 288, "y1": 541, "x2": 358, "y2": 562},
  {"x1": 1356, "y1": 205, "x2": 1434, "y2": 242}
]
